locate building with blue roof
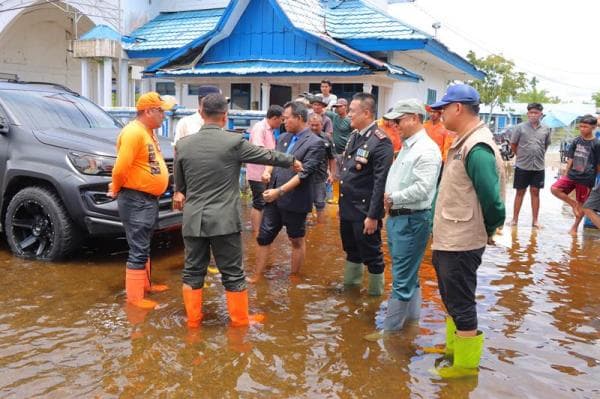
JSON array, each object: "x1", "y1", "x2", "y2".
[{"x1": 0, "y1": 0, "x2": 483, "y2": 114}]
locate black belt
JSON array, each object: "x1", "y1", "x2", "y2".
[{"x1": 388, "y1": 208, "x2": 430, "y2": 216}]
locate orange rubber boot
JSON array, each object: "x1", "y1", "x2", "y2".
[
  {"x1": 182, "y1": 287, "x2": 203, "y2": 328},
  {"x1": 126, "y1": 268, "x2": 157, "y2": 310},
  {"x1": 225, "y1": 290, "x2": 265, "y2": 327},
  {"x1": 144, "y1": 259, "x2": 169, "y2": 293}
]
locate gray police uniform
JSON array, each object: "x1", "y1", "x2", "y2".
[{"x1": 339, "y1": 121, "x2": 394, "y2": 274}]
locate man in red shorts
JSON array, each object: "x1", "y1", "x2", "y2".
[{"x1": 551, "y1": 114, "x2": 600, "y2": 235}]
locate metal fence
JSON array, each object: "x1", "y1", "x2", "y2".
[{"x1": 106, "y1": 107, "x2": 267, "y2": 138}]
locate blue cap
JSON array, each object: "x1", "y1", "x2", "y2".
[{"x1": 430, "y1": 84, "x2": 480, "y2": 109}]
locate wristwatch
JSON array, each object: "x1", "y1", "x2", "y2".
[{"x1": 278, "y1": 187, "x2": 286, "y2": 196}]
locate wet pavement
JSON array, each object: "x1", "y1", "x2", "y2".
[{"x1": 1, "y1": 164, "x2": 599, "y2": 398}]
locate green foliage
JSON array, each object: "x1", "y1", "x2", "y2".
[
  {"x1": 592, "y1": 91, "x2": 600, "y2": 107},
  {"x1": 516, "y1": 77, "x2": 560, "y2": 104},
  {"x1": 466, "y1": 51, "x2": 527, "y2": 119}
]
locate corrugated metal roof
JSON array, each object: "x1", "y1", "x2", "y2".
[
  {"x1": 325, "y1": 0, "x2": 429, "y2": 40},
  {"x1": 125, "y1": 9, "x2": 225, "y2": 52},
  {"x1": 156, "y1": 60, "x2": 364, "y2": 76},
  {"x1": 79, "y1": 24, "x2": 122, "y2": 41}
]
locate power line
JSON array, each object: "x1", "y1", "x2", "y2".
[{"x1": 406, "y1": 2, "x2": 600, "y2": 91}]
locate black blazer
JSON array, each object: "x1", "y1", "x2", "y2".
[
  {"x1": 271, "y1": 128, "x2": 326, "y2": 213},
  {"x1": 339, "y1": 122, "x2": 394, "y2": 222}
]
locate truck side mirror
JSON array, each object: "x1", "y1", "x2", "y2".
[{"x1": 0, "y1": 116, "x2": 9, "y2": 134}]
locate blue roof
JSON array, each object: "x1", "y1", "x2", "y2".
[
  {"x1": 125, "y1": 9, "x2": 225, "y2": 56},
  {"x1": 80, "y1": 24, "x2": 123, "y2": 41},
  {"x1": 327, "y1": 0, "x2": 429, "y2": 40},
  {"x1": 156, "y1": 60, "x2": 363, "y2": 77},
  {"x1": 155, "y1": 59, "x2": 419, "y2": 81}
]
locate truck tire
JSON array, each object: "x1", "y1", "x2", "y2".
[{"x1": 4, "y1": 186, "x2": 81, "y2": 260}]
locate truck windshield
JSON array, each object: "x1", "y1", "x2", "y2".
[{"x1": 0, "y1": 89, "x2": 122, "y2": 130}]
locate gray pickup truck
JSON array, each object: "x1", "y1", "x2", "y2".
[{"x1": 0, "y1": 80, "x2": 181, "y2": 260}]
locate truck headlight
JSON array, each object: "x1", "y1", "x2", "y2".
[{"x1": 68, "y1": 152, "x2": 115, "y2": 176}]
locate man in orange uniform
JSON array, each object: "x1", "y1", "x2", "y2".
[
  {"x1": 109, "y1": 92, "x2": 175, "y2": 309},
  {"x1": 424, "y1": 105, "x2": 456, "y2": 162}
]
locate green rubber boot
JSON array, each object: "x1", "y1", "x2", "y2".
[
  {"x1": 432, "y1": 331, "x2": 484, "y2": 379},
  {"x1": 343, "y1": 261, "x2": 364, "y2": 285},
  {"x1": 367, "y1": 272, "x2": 385, "y2": 296},
  {"x1": 423, "y1": 316, "x2": 456, "y2": 355}
]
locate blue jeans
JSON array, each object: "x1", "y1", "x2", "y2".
[
  {"x1": 386, "y1": 210, "x2": 431, "y2": 301},
  {"x1": 117, "y1": 188, "x2": 159, "y2": 270}
]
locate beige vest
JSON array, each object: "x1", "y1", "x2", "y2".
[{"x1": 432, "y1": 122, "x2": 505, "y2": 251}]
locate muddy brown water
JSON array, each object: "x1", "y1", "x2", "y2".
[{"x1": 1, "y1": 166, "x2": 599, "y2": 398}]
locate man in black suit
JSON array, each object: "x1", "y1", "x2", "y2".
[
  {"x1": 249, "y1": 101, "x2": 326, "y2": 282},
  {"x1": 339, "y1": 92, "x2": 394, "y2": 296}
]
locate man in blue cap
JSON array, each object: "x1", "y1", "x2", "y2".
[{"x1": 427, "y1": 84, "x2": 505, "y2": 378}]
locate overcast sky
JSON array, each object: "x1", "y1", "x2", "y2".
[{"x1": 388, "y1": 0, "x2": 598, "y2": 103}]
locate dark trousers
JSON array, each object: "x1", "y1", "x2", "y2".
[
  {"x1": 182, "y1": 232, "x2": 246, "y2": 292},
  {"x1": 117, "y1": 188, "x2": 159, "y2": 270},
  {"x1": 432, "y1": 247, "x2": 485, "y2": 331},
  {"x1": 340, "y1": 219, "x2": 385, "y2": 274}
]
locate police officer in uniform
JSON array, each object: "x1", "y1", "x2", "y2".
[{"x1": 339, "y1": 92, "x2": 394, "y2": 296}]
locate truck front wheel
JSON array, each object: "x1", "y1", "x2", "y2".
[{"x1": 5, "y1": 186, "x2": 81, "y2": 260}]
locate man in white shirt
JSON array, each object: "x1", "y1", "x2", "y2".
[
  {"x1": 173, "y1": 85, "x2": 222, "y2": 144},
  {"x1": 320, "y1": 80, "x2": 338, "y2": 111},
  {"x1": 381, "y1": 99, "x2": 441, "y2": 331}
]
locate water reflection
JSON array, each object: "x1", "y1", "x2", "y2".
[{"x1": 0, "y1": 175, "x2": 599, "y2": 397}]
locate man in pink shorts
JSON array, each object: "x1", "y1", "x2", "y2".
[{"x1": 551, "y1": 114, "x2": 600, "y2": 235}]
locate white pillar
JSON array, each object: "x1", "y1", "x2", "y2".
[
  {"x1": 175, "y1": 81, "x2": 183, "y2": 105},
  {"x1": 141, "y1": 78, "x2": 151, "y2": 93},
  {"x1": 102, "y1": 58, "x2": 113, "y2": 108},
  {"x1": 96, "y1": 61, "x2": 103, "y2": 105},
  {"x1": 80, "y1": 59, "x2": 89, "y2": 98},
  {"x1": 261, "y1": 82, "x2": 271, "y2": 111},
  {"x1": 363, "y1": 83, "x2": 373, "y2": 94},
  {"x1": 118, "y1": 59, "x2": 129, "y2": 106}
]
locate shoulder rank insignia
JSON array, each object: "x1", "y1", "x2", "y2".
[{"x1": 374, "y1": 129, "x2": 387, "y2": 140}]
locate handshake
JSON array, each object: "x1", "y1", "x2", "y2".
[{"x1": 261, "y1": 159, "x2": 303, "y2": 184}]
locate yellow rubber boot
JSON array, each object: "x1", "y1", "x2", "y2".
[
  {"x1": 225, "y1": 290, "x2": 265, "y2": 327},
  {"x1": 424, "y1": 316, "x2": 456, "y2": 355},
  {"x1": 432, "y1": 331, "x2": 484, "y2": 379},
  {"x1": 126, "y1": 268, "x2": 157, "y2": 310},
  {"x1": 182, "y1": 287, "x2": 203, "y2": 328}
]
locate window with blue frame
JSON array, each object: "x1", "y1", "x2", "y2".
[
  {"x1": 155, "y1": 82, "x2": 175, "y2": 96},
  {"x1": 426, "y1": 89, "x2": 437, "y2": 105},
  {"x1": 231, "y1": 83, "x2": 251, "y2": 110}
]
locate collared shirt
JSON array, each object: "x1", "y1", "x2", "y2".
[
  {"x1": 384, "y1": 129, "x2": 441, "y2": 210},
  {"x1": 510, "y1": 121, "x2": 552, "y2": 171},
  {"x1": 246, "y1": 118, "x2": 276, "y2": 181},
  {"x1": 173, "y1": 111, "x2": 204, "y2": 144}
]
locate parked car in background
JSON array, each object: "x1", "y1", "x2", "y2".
[{"x1": 0, "y1": 79, "x2": 181, "y2": 260}]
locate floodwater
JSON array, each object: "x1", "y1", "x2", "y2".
[{"x1": 1, "y1": 165, "x2": 599, "y2": 398}]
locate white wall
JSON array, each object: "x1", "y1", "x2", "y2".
[
  {"x1": 159, "y1": 0, "x2": 230, "y2": 12},
  {"x1": 0, "y1": 5, "x2": 94, "y2": 93},
  {"x1": 387, "y1": 51, "x2": 451, "y2": 107}
]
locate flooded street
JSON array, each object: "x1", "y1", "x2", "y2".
[{"x1": 1, "y1": 164, "x2": 599, "y2": 398}]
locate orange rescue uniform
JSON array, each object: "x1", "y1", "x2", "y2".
[
  {"x1": 377, "y1": 119, "x2": 402, "y2": 154},
  {"x1": 111, "y1": 119, "x2": 169, "y2": 196},
  {"x1": 424, "y1": 120, "x2": 455, "y2": 162}
]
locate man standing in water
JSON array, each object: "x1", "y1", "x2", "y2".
[
  {"x1": 110, "y1": 92, "x2": 174, "y2": 310},
  {"x1": 339, "y1": 92, "x2": 393, "y2": 296},
  {"x1": 510, "y1": 103, "x2": 551, "y2": 227},
  {"x1": 174, "y1": 93, "x2": 301, "y2": 328},
  {"x1": 429, "y1": 84, "x2": 505, "y2": 378},
  {"x1": 551, "y1": 115, "x2": 600, "y2": 235}
]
